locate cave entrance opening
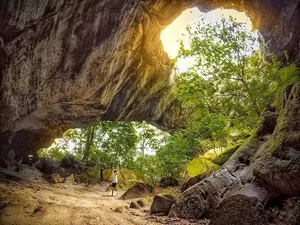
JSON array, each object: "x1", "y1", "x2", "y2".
[
  {"x1": 157, "y1": 7, "x2": 275, "y2": 170},
  {"x1": 26, "y1": 8, "x2": 263, "y2": 189},
  {"x1": 160, "y1": 7, "x2": 259, "y2": 72},
  {"x1": 36, "y1": 121, "x2": 172, "y2": 185}
]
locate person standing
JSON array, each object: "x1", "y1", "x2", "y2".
[{"x1": 111, "y1": 170, "x2": 118, "y2": 196}]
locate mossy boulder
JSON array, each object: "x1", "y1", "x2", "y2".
[
  {"x1": 187, "y1": 156, "x2": 220, "y2": 177},
  {"x1": 120, "y1": 182, "x2": 155, "y2": 200},
  {"x1": 129, "y1": 201, "x2": 140, "y2": 209},
  {"x1": 181, "y1": 169, "x2": 214, "y2": 192},
  {"x1": 150, "y1": 195, "x2": 176, "y2": 215},
  {"x1": 211, "y1": 145, "x2": 241, "y2": 166}
]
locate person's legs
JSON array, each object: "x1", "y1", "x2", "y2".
[{"x1": 111, "y1": 183, "x2": 116, "y2": 196}]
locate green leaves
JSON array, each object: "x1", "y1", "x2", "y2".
[{"x1": 173, "y1": 14, "x2": 299, "y2": 157}]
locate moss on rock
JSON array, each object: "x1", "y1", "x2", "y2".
[
  {"x1": 211, "y1": 145, "x2": 240, "y2": 166},
  {"x1": 187, "y1": 156, "x2": 220, "y2": 177}
]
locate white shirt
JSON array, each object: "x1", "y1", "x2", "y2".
[{"x1": 113, "y1": 173, "x2": 118, "y2": 183}]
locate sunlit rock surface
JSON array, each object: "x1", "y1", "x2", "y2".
[
  {"x1": 1, "y1": 0, "x2": 300, "y2": 158},
  {"x1": 0, "y1": 0, "x2": 184, "y2": 159}
]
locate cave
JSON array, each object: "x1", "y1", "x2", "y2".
[
  {"x1": 1, "y1": 0, "x2": 299, "y2": 160},
  {"x1": 1, "y1": 0, "x2": 300, "y2": 224}
]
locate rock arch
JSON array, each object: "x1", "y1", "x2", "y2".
[{"x1": 0, "y1": 0, "x2": 300, "y2": 160}]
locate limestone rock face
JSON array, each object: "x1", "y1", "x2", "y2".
[
  {"x1": 254, "y1": 83, "x2": 300, "y2": 196},
  {"x1": 0, "y1": 0, "x2": 181, "y2": 159},
  {"x1": 1, "y1": 0, "x2": 300, "y2": 160}
]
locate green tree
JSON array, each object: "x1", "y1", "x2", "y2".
[
  {"x1": 175, "y1": 15, "x2": 298, "y2": 152},
  {"x1": 39, "y1": 122, "x2": 139, "y2": 169},
  {"x1": 135, "y1": 121, "x2": 163, "y2": 157},
  {"x1": 156, "y1": 133, "x2": 192, "y2": 179},
  {"x1": 82, "y1": 125, "x2": 96, "y2": 162}
]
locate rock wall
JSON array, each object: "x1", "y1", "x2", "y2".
[
  {"x1": 1, "y1": 0, "x2": 300, "y2": 160},
  {"x1": 0, "y1": 0, "x2": 186, "y2": 159},
  {"x1": 169, "y1": 87, "x2": 300, "y2": 224}
]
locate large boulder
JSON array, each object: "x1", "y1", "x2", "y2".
[
  {"x1": 210, "y1": 195, "x2": 300, "y2": 225},
  {"x1": 170, "y1": 130, "x2": 273, "y2": 220},
  {"x1": 169, "y1": 169, "x2": 243, "y2": 219},
  {"x1": 211, "y1": 145, "x2": 240, "y2": 166},
  {"x1": 35, "y1": 158, "x2": 58, "y2": 174},
  {"x1": 187, "y1": 156, "x2": 220, "y2": 177},
  {"x1": 180, "y1": 169, "x2": 213, "y2": 193},
  {"x1": 150, "y1": 195, "x2": 176, "y2": 216},
  {"x1": 60, "y1": 155, "x2": 77, "y2": 168},
  {"x1": 120, "y1": 182, "x2": 155, "y2": 200},
  {"x1": 268, "y1": 197, "x2": 300, "y2": 225}
]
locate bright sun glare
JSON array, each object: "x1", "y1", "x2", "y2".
[{"x1": 160, "y1": 8, "x2": 258, "y2": 72}]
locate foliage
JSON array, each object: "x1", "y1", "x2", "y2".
[
  {"x1": 210, "y1": 144, "x2": 240, "y2": 166},
  {"x1": 39, "y1": 121, "x2": 140, "y2": 169},
  {"x1": 155, "y1": 133, "x2": 192, "y2": 180},
  {"x1": 134, "y1": 121, "x2": 164, "y2": 156},
  {"x1": 38, "y1": 121, "x2": 170, "y2": 185},
  {"x1": 174, "y1": 15, "x2": 299, "y2": 155},
  {"x1": 187, "y1": 156, "x2": 220, "y2": 176},
  {"x1": 38, "y1": 15, "x2": 299, "y2": 187},
  {"x1": 38, "y1": 145, "x2": 67, "y2": 161},
  {"x1": 131, "y1": 155, "x2": 163, "y2": 185}
]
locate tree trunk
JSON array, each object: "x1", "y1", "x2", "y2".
[{"x1": 82, "y1": 125, "x2": 96, "y2": 162}]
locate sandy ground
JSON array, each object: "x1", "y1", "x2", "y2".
[{"x1": 0, "y1": 166, "x2": 204, "y2": 225}]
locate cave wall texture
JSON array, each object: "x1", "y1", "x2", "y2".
[
  {"x1": 1, "y1": 0, "x2": 300, "y2": 159},
  {"x1": 1, "y1": 0, "x2": 300, "y2": 224}
]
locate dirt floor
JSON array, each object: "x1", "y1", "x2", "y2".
[{"x1": 0, "y1": 166, "x2": 206, "y2": 225}]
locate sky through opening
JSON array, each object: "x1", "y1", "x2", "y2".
[{"x1": 160, "y1": 8, "x2": 259, "y2": 72}]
